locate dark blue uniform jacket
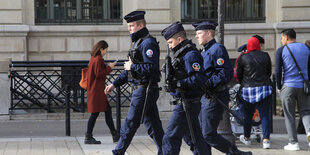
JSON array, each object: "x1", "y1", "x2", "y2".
[
  {"x1": 178, "y1": 49, "x2": 205, "y2": 99},
  {"x1": 202, "y1": 39, "x2": 233, "y2": 88},
  {"x1": 113, "y1": 27, "x2": 160, "y2": 87}
]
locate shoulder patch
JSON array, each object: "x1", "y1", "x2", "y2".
[
  {"x1": 192, "y1": 62, "x2": 201, "y2": 71},
  {"x1": 217, "y1": 58, "x2": 224, "y2": 66},
  {"x1": 146, "y1": 49, "x2": 153, "y2": 57}
]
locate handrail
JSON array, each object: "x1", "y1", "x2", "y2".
[{"x1": 10, "y1": 60, "x2": 126, "y2": 68}]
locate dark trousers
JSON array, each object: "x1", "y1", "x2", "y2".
[
  {"x1": 113, "y1": 87, "x2": 164, "y2": 155},
  {"x1": 199, "y1": 89, "x2": 238, "y2": 154},
  {"x1": 86, "y1": 103, "x2": 116, "y2": 134},
  {"x1": 162, "y1": 101, "x2": 210, "y2": 155},
  {"x1": 241, "y1": 95, "x2": 271, "y2": 139}
]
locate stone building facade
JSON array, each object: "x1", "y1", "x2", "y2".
[{"x1": 1, "y1": 0, "x2": 310, "y2": 114}]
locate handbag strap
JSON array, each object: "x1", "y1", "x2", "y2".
[{"x1": 285, "y1": 45, "x2": 307, "y2": 82}]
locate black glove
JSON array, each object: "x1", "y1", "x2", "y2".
[
  {"x1": 165, "y1": 80, "x2": 177, "y2": 93},
  {"x1": 169, "y1": 80, "x2": 177, "y2": 92}
]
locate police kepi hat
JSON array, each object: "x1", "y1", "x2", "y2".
[
  {"x1": 192, "y1": 20, "x2": 218, "y2": 31},
  {"x1": 161, "y1": 21, "x2": 184, "y2": 40},
  {"x1": 124, "y1": 11, "x2": 145, "y2": 23}
]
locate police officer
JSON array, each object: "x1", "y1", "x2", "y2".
[
  {"x1": 105, "y1": 11, "x2": 164, "y2": 155},
  {"x1": 161, "y1": 22, "x2": 210, "y2": 155},
  {"x1": 192, "y1": 20, "x2": 252, "y2": 155}
]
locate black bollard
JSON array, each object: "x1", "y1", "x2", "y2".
[
  {"x1": 271, "y1": 74, "x2": 277, "y2": 133},
  {"x1": 81, "y1": 88, "x2": 85, "y2": 113},
  {"x1": 116, "y1": 86, "x2": 121, "y2": 134},
  {"x1": 65, "y1": 85, "x2": 71, "y2": 136}
]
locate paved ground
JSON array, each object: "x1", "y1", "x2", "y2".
[
  {"x1": 0, "y1": 134, "x2": 309, "y2": 155},
  {"x1": 0, "y1": 116, "x2": 308, "y2": 154},
  {"x1": 0, "y1": 116, "x2": 287, "y2": 138}
]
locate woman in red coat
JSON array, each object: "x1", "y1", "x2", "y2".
[{"x1": 85, "y1": 40, "x2": 119, "y2": 144}]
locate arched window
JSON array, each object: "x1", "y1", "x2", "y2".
[
  {"x1": 35, "y1": 0, "x2": 122, "y2": 24},
  {"x1": 181, "y1": 0, "x2": 265, "y2": 23}
]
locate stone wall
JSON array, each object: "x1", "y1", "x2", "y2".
[
  {"x1": 281, "y1": 0, "x2": 310, "y2": 22},
  {"x1": 25, "y1": 22, "x2": 310, "y2": 64},
  {"x1": 0, "y1": 0, "x2": 23, "y2": 24},
  {"x1": 1, "y1": 0, "x2": 310, "y2": 114},
  {"x1": 1, "y1": 0, "x2": 310, "y2": 62}
]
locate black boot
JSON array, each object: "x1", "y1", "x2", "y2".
[
  {"x1": 84, "y1": 133, "x2": 101, "y2": 144},
  {"x1": 111, "y1": 130, "x2": 120, "y2": 143},
  {"x1": 231, "y1": 150, "x2": 252, "y2": 155},
  {"x1": 236, "y1": 151, "x2": 252, "y2": 155},
  {"x1": 228, "y1": 147, "x2": 252, "y2": 155}
]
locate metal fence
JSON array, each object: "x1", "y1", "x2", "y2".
[
  {"x1": 9, "y1": 59, "x2": 277, "y2": 134},
  {"x1": 9, "y1": 60, "x2": 130, "y2": 113}
]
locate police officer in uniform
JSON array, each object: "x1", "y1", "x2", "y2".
[
  {"x1": 161, "y1": 22, "x2": 210, "y2": 155},
  {"x1": 105, "y1": 11, "x2": 164, "y2": 155},
  {"x1": 192, "y1": 20, "x2": 252, "y2": 155}
]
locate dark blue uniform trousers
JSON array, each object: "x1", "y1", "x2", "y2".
[
  {"x1": 112, "y1": 87, "x2": 164, "y2": 155},
  {"x1": 162, "y1": 100, "x2": 210, "y2": 155},
  {"x1": 199, "y1": 89, "x2": 238, "y2": 154}
]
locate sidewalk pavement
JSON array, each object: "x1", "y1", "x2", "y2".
[{"x1": 0, "y1": 134, "x2": 309, "y2": 155}]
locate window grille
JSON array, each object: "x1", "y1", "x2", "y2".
[
  {"x1": 35, "y1": 0, "x2": 122, "y2": 24},
  {"x1": 181, "y1": 0, "x2": 265, "y2": 23}
]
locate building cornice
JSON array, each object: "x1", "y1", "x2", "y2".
[{"x1": 0, "y1": 25, "x2": 29, "y2": 36}]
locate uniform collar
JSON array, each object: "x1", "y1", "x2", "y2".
[
  {"x1": 203, "y1": 39, "x2": 216, "y2": 51},
  {"x1": 171, "y1": 39, "x2": 190, "y2": 53},
  {"x1": 130, "y1": 27, "x2": 149, "y2": 42},
  {"x1": 173, "y1": 39, "x2": 195, "y2": 58}
]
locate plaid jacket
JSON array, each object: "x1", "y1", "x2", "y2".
[{"x1": 240, "y1": 86, "x2": 272, "y2": 103}]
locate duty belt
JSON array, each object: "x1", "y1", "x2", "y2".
[
  {"x1": 183, "y1": 97, "x2": 201, "y2": 104},
  {"x1": 173, "y1": 96, "x2": 201, "y2": 104},
  {"x1": 204, "y1": 84, "x2": 228, "y2": 99},
  {"x1": 131, "y1": 83, "x2": 158, "y2": 90}
]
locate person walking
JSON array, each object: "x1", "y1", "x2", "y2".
[
  {"x1": 105, "y1": 11, "x2": 164, "y2": 155},
  {"x1": 192, "y1": 20, "x2": 252, "y2": 155},
  {"x1": 236, "y1": 36, "x2": 272, "y2": 149},
  {"x1": 233, "y1": 35, "x2": 265, "y2": 83},
  {"x1": 85, "y1": 40, "x2": 119, "y2": 144},
  {"x1": 275, "y1": 28, "x2": 310, "y2": 151},
  {"x1": 161, "y1": 21, "x2": 210, "y2": 155}
]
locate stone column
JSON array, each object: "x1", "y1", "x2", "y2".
[{"x1": 0, "y1": 58, "x2": 11, "y2": 115}]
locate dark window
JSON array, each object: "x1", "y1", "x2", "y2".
[
  {"x1": 181, "y1": 0, "x2": 265, "y2": 23},
  {"x1": 35, "y1": 0, "x2": 122, "y2": 25}
]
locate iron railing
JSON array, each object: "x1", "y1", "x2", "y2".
[
  {"x1": 35, "y1": 0, "x2": 122, "y2": 25},
  {"x1": 9, "y1": 60, "x2": 130, "y2": 113},
  {"x1": 181, "y1": 0, "x2": 265, "y2": 23}
]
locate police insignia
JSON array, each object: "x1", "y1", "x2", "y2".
[
  {"x1": 146, "y1": 49, "x2": 153, "y2": 57},
  {"x1": 217, "y1": 58, "x2": 224, "y2": 66},
  {"x1": 192, "y1": 62, "x2": 201, "y2": 71}
]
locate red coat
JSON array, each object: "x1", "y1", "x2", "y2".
[{"x1": 86, "y1": 56, "x2": 112, "y2": 113}]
